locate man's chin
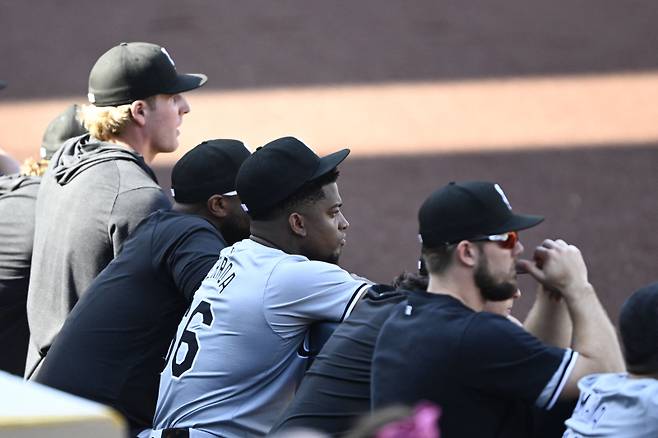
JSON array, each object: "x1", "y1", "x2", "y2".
[
  {"x1": 480, "y1": 283, "x2": 518, "y2": 302},
  {"x1": 323, "y1": 249, "x2": 342, "y2": 265},
  {"x1": 326, "y1": 254, "x2": 340, "y2": 265}
]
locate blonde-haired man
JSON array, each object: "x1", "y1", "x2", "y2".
[{"x1": 24, "y1": 42, "x2": 206, "y2": 378}]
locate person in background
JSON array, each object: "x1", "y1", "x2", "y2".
[
  {"x1": 20, "y1": 104, "x2": 86, "y2": 176},
  {"x1": 0, "y1": 80, "x2": 21, "y2": 175},
  {"x1": 563, "y1": 281, "x2": 658, "y2": 437},
  {"x1": 0, "y1": 104, "x2": 85, "y2": 375}
]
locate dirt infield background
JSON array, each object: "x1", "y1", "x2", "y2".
[{"x1": 2, "y1": 0, "x2": 658, "y2": 321}]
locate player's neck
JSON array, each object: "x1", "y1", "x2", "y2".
[
  {"x1": 249, "y1": 220, "x2": 300, "y2": 254},
  {"x1": 249, "y1": 234, "x2": 281, "y2": 250},
  {"x1": 427, "y1": 272, "x2": 485, "y2": 312},
  {"x1": 106, "y1": 126, "x2": 157, "y2": 164}
]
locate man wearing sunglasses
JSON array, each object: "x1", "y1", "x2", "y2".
[{"x1": 372, "y1": 181, "x2": 624, "y2": 438}]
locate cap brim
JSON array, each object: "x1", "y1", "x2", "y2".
[
  {"x1": 493, "y1": 213, "x2": 544, "y2": 235},
  {"x1": 167, "y1": 73, "x2": 207, "y2": 94},
  {"x1": 311, "y1": 148, "x2": 350, "y2": 180}
]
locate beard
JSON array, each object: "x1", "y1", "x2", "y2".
[
  {"x1": 219, "y1": 214, "x2": 251, "y2": 245},
  {"x1": 301, "y1": 240, "x2": 342, "y2": 265},
  {"x1": 306, "y1": 247, "x2": 341, "y2": 265},
  {"x1": 474, "y1": 254, "x2": 518, "y2": 302},
  {"x1": 324, "y1": 251, "x2": 340, "y2": 265}
]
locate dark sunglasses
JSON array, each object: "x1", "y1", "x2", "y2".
[{"x1": 469, "y1": 231, "x2": 519, "y2": 249}]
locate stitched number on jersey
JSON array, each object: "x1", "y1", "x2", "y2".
[{"x1": 171, "y1": 300, "x2": 214, "y2": 378}]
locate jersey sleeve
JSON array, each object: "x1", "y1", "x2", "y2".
[
  {"x1": 163, "y1": 221, "x2": 226, "y2": 302},
  {"x1": 108, "y1": 188, "x2": 171, "y2": 256},
  {"x1": 459, "y1": 313, "x2": 577, "y2": 410},
  {"x1": 265, "y1": 260, "x2": 370, "y2": 338}
]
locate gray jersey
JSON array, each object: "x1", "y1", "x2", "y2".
[
  {"x1": 150, "y1": 239, "x2": 369, "y2": 437},
  {"x1": 563, "y1": 373, "x2": 658, "y2": 437}
]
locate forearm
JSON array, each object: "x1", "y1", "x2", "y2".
[
  {"x1": 523, "y1": 285, "x2": 572, "y2": 348},
  {"x1": 565, "y1": 283, "x2": 625, "y2": 372}
]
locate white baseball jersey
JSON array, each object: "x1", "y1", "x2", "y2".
[
  {"x1": 149, "y1": 239, "x2": 369, "y2": 437},
  {"x1": 563, "y1": 373, "x2": 658, "y2": 437}
]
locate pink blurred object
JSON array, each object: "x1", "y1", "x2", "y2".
[{"x1": 376, "y1": 402, "x2": 441, "y2": 438}]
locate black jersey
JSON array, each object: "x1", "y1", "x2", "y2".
[
  {"x1": 35, "y1": 210, "x2": 225, "y2": 430},
  {"x1": 271, "y1": 284, "x2": 407, "y2": 436}
]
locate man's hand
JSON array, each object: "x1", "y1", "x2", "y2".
[{"x1": 516, "y1": 239, "x2": 591, "y2": 301}]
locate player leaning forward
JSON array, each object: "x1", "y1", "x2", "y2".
[
  {"x1": 372, "y1": 181, "x2": 625, "y2": 437},
  {"x1": 145, "y1": 137, "x2": 371, "y2": 438}
]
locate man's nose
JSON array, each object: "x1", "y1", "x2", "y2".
[{"x1": 339, "y1": 212, "x2": 349, "y2": 230}]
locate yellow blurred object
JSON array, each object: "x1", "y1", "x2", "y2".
[{"x1": 0, "y1": 371, "x2": 126, "y2": 438}]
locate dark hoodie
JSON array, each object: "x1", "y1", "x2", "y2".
[
  {"x1": 25, "y1": 134, "x2": 171, "y2": 378},
  {"x1": 0, "y1": 174, "x2": 40, "y2": 375}
]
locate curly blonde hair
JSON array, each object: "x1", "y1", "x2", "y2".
[
  {"x1": 20, "y1": 157, "x2": 49, "y2": 177},
  {"x1": 79, "y1": 97, "x2": 157, "y2": 141},
  {"x1": 79, "y1": 104, "x2": 133, "y2": 141}
]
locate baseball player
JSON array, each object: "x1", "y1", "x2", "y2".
[
  {"x1": 35, "y1": 140, "x2": 251, "y2": 435},
  {"x1": 563, "y1": 281, "x2": 658, "y2": 437},
  {"x1": 25, "y1": 42, "x2": 206, "y2": 378},
  {"x1": 144, "y1": 136, "x2": 371, "y2": 438},
  {"x1": 0, "y1": 80, "x2": 21, "y2": 175},
  {"x1": 0, "y1": 174, "x2": 38, "y2": 375},
  {"x1": 20, "y1": 104, "x2": 86, "y2": 176},
  {"x1": 0, "y1": 105, "x2": 86, "y2": 376},
  {"x1": 371, "y1": 181, "x2": 625, "y2": 437}
]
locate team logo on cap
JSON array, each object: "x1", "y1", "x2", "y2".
[
  {"x1": 494, "y1": 184, "x2": 512, "y2": 210},
  {"x1": 161, "y1": 47, "x2": 175, "y2": 66}
]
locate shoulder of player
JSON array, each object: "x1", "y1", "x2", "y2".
[
  {"x1": 272, "y1": 257, "x2": 354, "y2": 281},
  {"x1": 359, "y1": 284, "x2": 408, "y2": 305},
  {"x1": 0, "y1": 174, "x2": 40, "y2": 195},
  {"x1": 157, "y1": 213, "x2": 224, "y2": 250},
  {"x1": 573, "y1": 373, "x2": 658, "y2": 415},
  {"x1": 153, "y1": 210, "x2": 218, "y2": 232},
  {"x1": 461, "y1": 310, "x2": 529, "y2": 345},
  {"x1": 80, "y1": 156, "x2": 159, "y2": 192}
]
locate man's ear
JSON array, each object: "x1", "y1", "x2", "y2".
[
  {"x1": 129, "y1": 100, "x2": 148, "y2": 127},
  {"x1": 288, "y1": 212, "x2": 306, "y2": 237},
  {"x1": 206, "y1": 194, "x2": 228, "y2": 219},
  {"x1": 455, "y1": 241, "x2": 479, "y2": 268}
]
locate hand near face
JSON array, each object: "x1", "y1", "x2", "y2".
[{"x1": 516, "y1": 239, "x2": 590, "y2": 300}]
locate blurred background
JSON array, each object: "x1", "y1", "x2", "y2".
[{"x1": 1, "y1": 0, "x2": 657, "y2": 321}]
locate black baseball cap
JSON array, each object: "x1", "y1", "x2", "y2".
[
  {"x1": 171, "y1": 139, "x2": 251, "y2": 204},
  {"x1": 88, "y1": 42, "x2": 207, "y2": 107},
  {"x1": 418, "y1": 181, "x2": 543, "y2": 247},
  {"x1": 619, "y1": 282, "x2": 658, "y2": 374},
  {"x1": 41, "y1": 104, "x2": 87, "y2": 160},
  {"x1": 236, "y1": 136, "x2": 349, "y2": 216}
]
